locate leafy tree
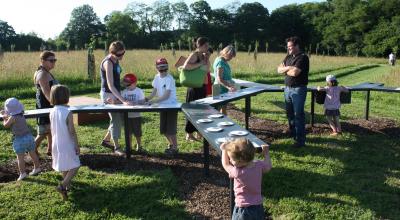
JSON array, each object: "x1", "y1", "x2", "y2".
[
  {"x1": 235, "y1": 2, "x2": 269, "y2": 47},
  {"x1": 171, "y1": 1, "x2": 191, "y2": 30},
  {"x1": 152, "y1": 0, "x2": 173, "y2": 31},
  {"x1": 105, "y1": 11, "x2": 139, "y2": 47},
  {"x1": 0, "y1": 20, "x2": 16, "y2": 48},
  {"x1": 60, "y1": 4, "x2": 105, "y2": 48},
  {"x1": 125, "y1": 2, "x2": 155, "y2": 34}
]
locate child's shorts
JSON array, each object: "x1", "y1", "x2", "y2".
[
  {"x1": 232, "y1": 204, "x2": 264, "y2": 220},
  {"x1": 325, "y1": 109, "x2": 340, "y2": 116},
  {"x1": 37, "y1": 124, "x2": 50, "y2": 135},
  {"x1": 160, "y1": 111, "x2": 177, "y2": 136},
  {"x1": 128, "y1": 117, "x2": 142, "y2": 137},
  {"x1": 13, "y1": 134, "x2": 35, "y2": 154}
]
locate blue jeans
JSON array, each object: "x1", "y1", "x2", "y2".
[
  {"x1": 284, "y1": 86, "x2": 307, "y2": 146},
  {"x1": 232, "y1": 205, "x2": 264, "y2": 220}
]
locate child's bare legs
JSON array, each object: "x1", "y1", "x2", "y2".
[
  {"x1": 220, "y1": 105, "x2": 227, "y2": 115},
  {"x1": 103, "y1": 131, "x2": 111, "y2": 142},
  {"x1": 135, "y1": 136, "x2": 142, "y2": 147},
  {"x1": 27, "y1": 150, "x2": 40, "y2": 170},
  {"x1": 326, "y1": 116, "x2": 337, "y2": 133},
  {"x1": 46, "y1": 133, "x2": 52, "y2": 154},
  {"x1": 16, "y1": 153, "x2": 26, "y2": 175},
  {"x1": 333, "y1": 116, "x2": 342, "y2": 133},
  {"x1": 61, "y1": 167, "x2": 79, "y2": 189}
]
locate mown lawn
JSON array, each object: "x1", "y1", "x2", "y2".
[{"x1": 0, "y1": 52, "x2": 399, "y2": 219}]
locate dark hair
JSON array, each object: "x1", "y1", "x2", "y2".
[
  {"x1": 109, "y1": 41, "x2": 125, "y2": 54},
  {"x1": 40, "y1": 51, "x2": 55, "y2": 60},
  {"x1": 327, "y1": 80, "x2": 339, "y2": 87},
  {"x1": 286, "y1": 36, "x2": 301, "y2": 47},
  {"x1": 193, "y1": 37, "x2": 209, "y2": 48},
  {"x1": 50, "y1": 85, "x2": 70, "y2": 105}
]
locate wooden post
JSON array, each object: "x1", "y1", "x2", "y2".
[
  {"x1": 87, "y1": 48, "x2": 95, "y2": 81},
  {"x1": 365, "y1": 90, "x2": 371, "y2": 120}
]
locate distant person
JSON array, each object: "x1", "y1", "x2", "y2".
[
  {"x1": 213, "y1": 45, "x2": 237, "y2": 115},
  {"x1": 49, "y1": 85, "x2": 80, "y2": 201},
  {"x1": 182, "y1": 37, "x2": 210, "y2": 142},
  {"x1": 1, "y1": 98, "x2": 41, "y2": 181},
  {"x1": 100, "y1": 41, "x2": 131, "y2": 156},
  {"x1": 34, "y1": 51, "x2": 59, "y2": 156},
  {"x1": 389, "y1": 52, "x2": 395, "y2": 66},
  {"x1": 220, "y1": 138, "x2": 272, "y2": 220},
  {"x1": 120, "y1": 73, "x2": 146, "y2": 153},
  {"x1": 317, "y1": 75, "x2": 349, "y2": 136},
  {"x1": 277, "y1": 36, "x2": 309, "y2": 148},
  {"x1": 145, "y1": 58, "x2": 179, "y2": 156}
]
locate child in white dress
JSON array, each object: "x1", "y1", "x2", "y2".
[{"x1": 49, "y1": 85, "x2": 80, "y2": 200}]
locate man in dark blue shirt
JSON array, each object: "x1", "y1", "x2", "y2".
[{"x1": 277, "y1": 36, "x2": 309, "y2": 148}]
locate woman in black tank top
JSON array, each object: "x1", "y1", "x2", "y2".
[
  {"x1": 34, "y1": 51, "x2": 58, "y2": 156},
  {"x1": 100, "y1": 41, "x2": 130, "y2": 156}
]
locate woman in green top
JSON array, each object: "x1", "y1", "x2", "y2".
[{"x1": 213, "y1": 45, "x2": 237, "y2": 114}]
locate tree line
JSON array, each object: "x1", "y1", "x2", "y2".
[{"x1": 1, "y1": 0, "x2": 399, "y2": 57}]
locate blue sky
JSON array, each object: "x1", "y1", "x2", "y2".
[{"x1": 0, "y1": 0, "x2": 324, "y2": 39}]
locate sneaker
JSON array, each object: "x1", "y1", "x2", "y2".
[
  {"x1": 165, "y1": 147, "x2": 179, "y2": 156},
  {"x1": 101, "y1": 140, "x2": 114, "y2": 149},
  {"x1": 17, "y1": 173, "x2": 28, "y2": 181},
  {"x1": 56, "y1": 184, "x2": 68, "y2": 201},
  {"x1": 29, "y1": 168, "x2": 42, "y2": 176},
  {"x1": 114, "y1": 148, "x2": 125, "y2": 156}
]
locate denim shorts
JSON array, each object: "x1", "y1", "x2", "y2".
[
  {"x1": 13, "y1": 134, "x2": 35, "y2": 154},
  {"x1": 232, "y1": 204, "x2": 264, "y2": 220}
]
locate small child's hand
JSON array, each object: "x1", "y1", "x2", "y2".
[
  {"x1": 317, "y1": 86, "x2": 321, "y2": 91},
  {"x1": 261, "y1": 144, "x2": 270, "y2": 154},
  {"x1": 220, "y1": 142, "x2": 227, "y2": 151},
  {"x1": 75, "y1": 146, "x2": 80, "y2": 155}
]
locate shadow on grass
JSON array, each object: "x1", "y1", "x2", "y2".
[
  {"x1": 267, "y1": 132, "x2": 400, "y2": 219},
  {"x1": 26, "y1": 169, "x2": 191, "y2": 219}
]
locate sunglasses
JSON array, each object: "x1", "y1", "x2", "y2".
[
  {"x1": 45, "y1": 59, "x2": 57, "y2": 63},
  {"x1": 115, "y1": 51, "x2": 125, "y2": 57}
]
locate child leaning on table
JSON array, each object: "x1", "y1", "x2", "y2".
[
  {"x1": 120, "y1": 73, "x2": 146, "y2": 153},
  {"x1": 1, "y1": 98, "x2": 41, "y2": 181},
  {"x1": 220, "y1": 138, "x2": 272, "y2": 220},
  {"x1": 145, "y1": 58, "x2": 179, "y2": 156},
  {"x1": 317, "y1": 75, "x2": 349, "y2": 136},
  {"x1": 49, "y1": 85, "x2": 80, "y2": 200}
]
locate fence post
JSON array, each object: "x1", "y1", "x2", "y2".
[
  {"x1": 365, "y1": 90, "x2": 371, "y2": 120},
  {"x1": 87, "y1": 48, "x2": 96, "y2": 81}
]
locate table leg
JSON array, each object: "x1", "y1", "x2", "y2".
[
  {"x1": 365, "y1": 90, "x2": 370, "y2": 120},
  {"x1": 311, "y1": 91, "x2": 315, "y2": 127},
  {"x1": 123, "y1": 112, "x2": 132, "y2": 158},
  {"x1": 245, "y1": 96, "x2": 251, "y2": 130},
  {"x1": 203, "y1": 138, "x2": 209, "y2": 176}
]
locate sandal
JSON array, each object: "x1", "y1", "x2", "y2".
[
  {"x1": 56, "y1": 184, "x2": 68, "y2": 201},
  {"x1": 101, "y1": 140, "x2": 114, "y2": 149}
]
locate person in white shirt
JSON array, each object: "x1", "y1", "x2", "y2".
[
  {"x1": 121, "y1": 73, "x2": 146, "y2": 153},
  {"x1": 145, "y1": 58, "x2": 179, "y2": 156},
  {"x1": 389, "y1": 52, "x2": 396, "y2": 66}
]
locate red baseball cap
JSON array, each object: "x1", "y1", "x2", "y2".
[
  {"x1": 123, "y1": 73, "x2": 137, "y2": 85},
  {"x1": 156, "y1": 58, "x2": 168, "y2": 70}
]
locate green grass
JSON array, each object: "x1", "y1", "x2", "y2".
[{"x1": 0, "y1": 52, "x2": 399, "y2": 219}]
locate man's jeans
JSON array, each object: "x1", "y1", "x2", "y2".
[{"x1": 284, "y1": 86, "x2": 307, "y2": 146}]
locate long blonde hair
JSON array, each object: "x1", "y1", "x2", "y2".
[{"x1": 220, "y1": 45, "x2": 236, "y2": 59}]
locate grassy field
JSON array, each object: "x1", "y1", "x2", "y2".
[{"x1": 0, "y1": 50, "x2": 399, "y2": 219}]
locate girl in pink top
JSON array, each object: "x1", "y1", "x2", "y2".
[
  {"x1": 317, "y1": 75, "x2": 349, "y2": 136},
  {"x1": 220, "y1": 138, "x2": 272, "y2": 220}
]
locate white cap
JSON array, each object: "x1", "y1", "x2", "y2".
[
  {"x1": 326, "y1": 75, "x2": 336, "y2": 82},
  {"x1": 4, "y1": 98, "x2": 24, "y2": 116}
]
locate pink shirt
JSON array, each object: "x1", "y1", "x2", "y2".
[
  {"x1": 226, "y1": 160, "x2": 269, "y2": 207},
  {"x1": 324, "y1": 86, "x2": 345, "y2": 110}
]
